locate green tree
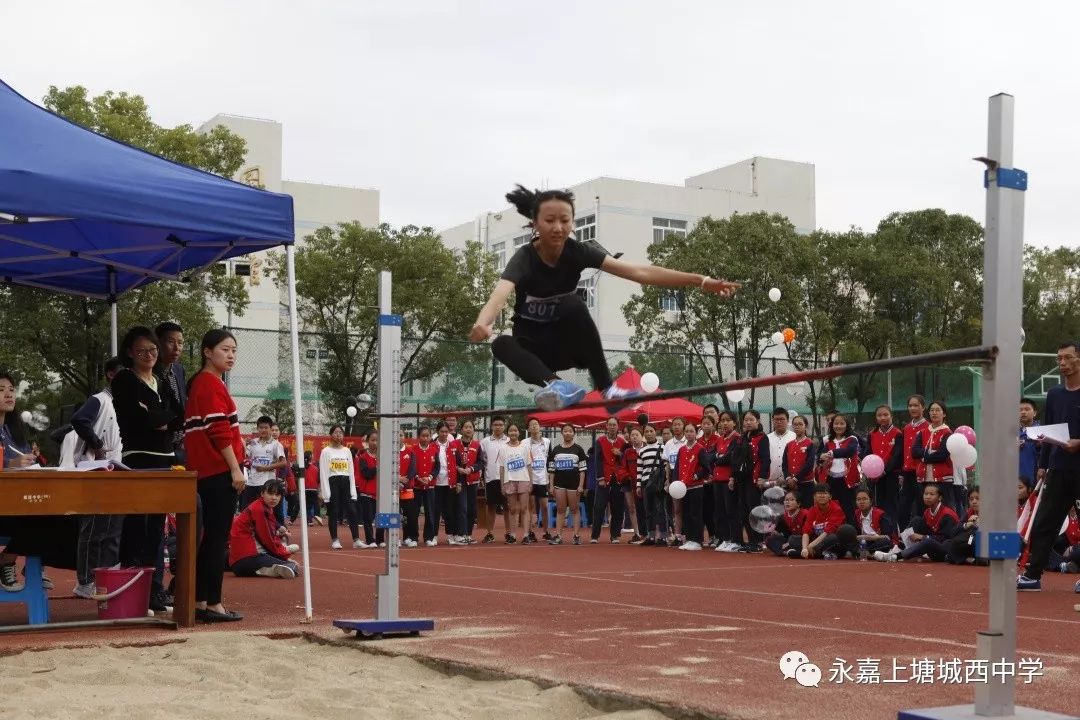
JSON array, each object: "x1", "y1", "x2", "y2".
[
  {"x1": 0, "y1": 85, "x2": 250, "y2": 405},
  {"x1": 267, "y1": 223, "x2": 498, "y2": 414},
  {"x1": 255, "y1": 380, "x2": 295, "y2": 433},
  {"x1": 1022, "y1": 245, "x2": 1080, "y2": 353}
]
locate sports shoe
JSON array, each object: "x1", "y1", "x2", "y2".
[
  {"x1": 256, "y1": 564, "x2": 296, "y2": 579},
  {"x1": 707, "y1": 538, "x2": 720, "y2": 549},
  {"x1": 822, "y1": 551, "x2": 838, "y2": 560},
  {"x1": 522, "y1": 534, "x2": 536, "y2": 545},
  {"x1": 535, "y1": 379, "x2": 587, "y2": 411},
  {"x1": 505, "y1": 533, "x2": 516, "y2": 545},
  {"x1": 482, "y1": 532, "x2": 495, "y2": 544},
  {"x1": 313, "y1": 516, "x2": 324, "y2": 526},
  {"x1": 330, "y1": 539, "x2": 343, "y2": 550},
  {"x1": 642, "y1": 537, "x2": 656, "y2": 546},
  {"x1": 403, "y1": 538, "x2": 418, "y2": 548},
  {"x1": 465, "y1": 536, "x2": 478, "y2": 545},
  {"x1": 786, "y1": 548, "x2": 801, "y2": 559},
  {"x1": 40, "y1": 575, "x2": 54, "y2": 590},
  {"x1": 610, "y1": 538, "x2": 620, "y2": 544},
  {"x1": 724, "y1": 541, "x2": 743, "y2": 552},
  {"x1": 425, "y1": 539, "x2": 437, "y2": 547},
  {"x1": 542, "y1": 532, "x2": 552, "y2": 541},
  {"x1": 378, "y1": 542, "x2": 387, "y2": 548},
  {"x1": 447, "y1": 536, "x2": 463, "y2": 545},
  {"x1": 1059, "y1": 561, "x2": 1078, "y2": 574},
  {"x1": 602, "y1": 384, "x2": 640, "y2": 414},
  {"x1": 589, "y1": 538, "x2": 599, "y2": 544},
  {"x1": 1074, "y1": 579, "x2": 1080, "y2": 593},
  {"x1": 548, "y1": 535, "x2": 563, "y2": 545},
  {"x1": 572, "y1": 535, "x2": 582, "y2": 545},
  {"x1": 73, "y1": 582, "x2": 97, "y2": 599},
  {"x1": 286, "y1": 544, "x2": 300, "y2": 553},
  {"x1": 678, "y1": 541, "x2": 702, "y2": 551},
  {"x1": 872, "y1": 550, "x2": 897, "y2": 562},
  {"x1": 630, "y1": 534, "x2": 644, "y2": 545},
  {"x1": 1016, "y1": 574, "x2": 1042, "y2": 591},
  {"x1": 353, "y1": 539, "x2": 368, "y2": 549}
]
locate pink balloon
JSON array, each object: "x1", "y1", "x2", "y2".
[
  {"x1": 861, "y1": 454, "x2": 885, "y2": 480},
  {"x1": 955, "y1": 425, "x2": 976, "y2": 446}
]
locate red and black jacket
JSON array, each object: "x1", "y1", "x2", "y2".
[
  {"x1": 619, "y1": 444, "x2": 640, "y2": 487},
  {"x1": 229, "y1": 498, "x2": 289, "y2": 565},
  {"x1": 912, "y1": 502, "x2": 960, "y2": 541},
  {"x1": 868, "y1": 425, "x2": 903, "y2": 478},
  {"x1": 675, "y1": 440, "x2": 709, "y2": 489},
  {"x1": 411, "y1": 441, "x2": 440, "y2": 489},
  {"x1": 777, "y1": 508, "x2": 808, "y2": 537},
  {"x1": 355, "y1": 449, "x2": 378, "y2": 498},
  {"x1": 901, "y1": 419, "x2": 927, "y2": 473},
  {"x1": 802, "y1": 500, "x2": 846, "y2": 537},
  {"x1": 399, "y1": 445, "x2": 417, "y2": 489},
  {"x1": 854, "y1": 506, "x2": 897, "y2": 541},
  {"x1": 912, "y1": 424, "x2": 954, "y2": 482},
  {"x1": 816, "y1": 435, "x2": 861, "y2": 488},
  {"x1": 782, "y1": 437, "x2": 816, "y2": 484},
  {"x1": 710, "y1": 431, "x2": 741, "y2": 483},
  {"x1": 596, "y1": 434, "x2": 627, "y2": 484},
  {"x1": 449, "y1": 438, "x2": 484, "y2": 486}
]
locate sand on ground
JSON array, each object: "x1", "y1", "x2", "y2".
[{"x1": 0, "y1": 633, "x2": 671, "y2": 720}]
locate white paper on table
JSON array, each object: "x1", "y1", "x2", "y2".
[{"x1": 1032, "y1": 423, "x2": 1071, "y2": 447}]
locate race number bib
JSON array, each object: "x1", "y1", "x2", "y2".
[
  {"x1": 253, "y1": 457, "x2": 270, "y2": 467},
  {"x1": 531, "y1": 458, "x2": 546, "y2": 471},
  {"x1": 520, "y1": 295, "x2": 560, "y2": 323},
  {"x1": 554, "y1": 457, "x2": 577, "y2": 471},
  {"x1": 669, "y1": 453, "x2": 679, "y2": 466},
  {"x1": 506, "y1": 457, "x2": 526, "y2": 472},
  {"x1": 330, "y1": 459, "x2": 350, "y2": 473}
]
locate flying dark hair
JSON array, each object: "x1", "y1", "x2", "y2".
[
  {"x1": 0, "y1": 370, "x2": 29, "y2": 448},
  {"x1": 505, "y1": 184, "x2": 575, "y2": 224},
  {"x1": 119, "y1": 326, "x2": 159, "y2": 368}
]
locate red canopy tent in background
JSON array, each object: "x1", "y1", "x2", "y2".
[{"x1": 530, "y1": 367, "x2": 704, "y2": 428}]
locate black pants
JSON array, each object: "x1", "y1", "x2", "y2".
[
  {"x1": 239, "y1": 485, "x2": 263, "y2": 512},
  {"x1": 828, "y1": 476, "x2": 856, "y2": 526},
  {"x1": 357, "y1": 495, "x2": 384, "y2": 546},
  {"x1": 682, "y1": 486, "x2": 705, "y2": 544},
  {"x1": 948, "y1": 527, "x2": 977, "y2": 564},
  {"x1": 898, "y1": 471, "x2": 920, "y2": 531},
  {"x1": 590, "y1": 483, "x2": 617, "y2": 541},
  {"x1": 231, "y1": 554, "x2": 298, "y2": 577},
  {"x1": 195, "y1": 472, "x2": 237, "y2": 606},
  {"x1": 874, "y1": 472, "x2": 901, "y2": 524},
  {"x1": 402, "y1": 495, "x2": 420, "y2": 542},
  {"x1": 463, "y1": 483, "x2": 478, "y2": 536},
  {"x1": 737, "y1": 479, "x2": 763, "y2": 543},
  {"x1": 703, "y1": 483, "x2": 717, "y2": 540},
  {"x1": 119, "y1": 453, "x2": 174, "y2": 590},
  {"x1": 433, "y1": 486, "x2": 456, "y2": 539},
  {"x1": 800, "y1": 527, "x2": 858, "y2": 558},
  {"x1": 645, "y1": 488, "x2": 669, "y2": 534},
  {"x1": 902, "y1": 537, "x2": 949, "y2": 562},
  {"x1": 1025, "y1": 469, "x2": 1080, "y2": 579},
  {"x1": 419, "y1": 487, "x2": 439, "y2": 542},
  {"x1": 719, "y1": 482, "x2": 741, "y2": 543},
  {"x1": 797, "y1": 482, "x2": 815, "y2": 510},
  {"x1": 287, "y1": 493, "x2": 301, "y2": 523},
  {"x1": 492, "y1": 295, "x2": 613, "y2": 390},
  {"x1": 76, "y1": 514, "x2": 124, "y2": 585},
  {"x1": 766, "y1": 533, "x2": 795, "y2": 556},
  {"x1": 327, "y1": 476, "x2": 359, "y2": 542}
]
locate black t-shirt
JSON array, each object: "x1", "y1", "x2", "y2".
[
  {"x1": 548, "y1": 443, "x2": 588, "y2": 485},
  {"x1": 500, "y1": 238, "x2": 606, "y2": 322}
]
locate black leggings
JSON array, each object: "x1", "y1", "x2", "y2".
[
  {"x1": 195, "y1": 472, "x2": 237, "y2": 606},
  {"x1": 492, "y1": 295, "x2": 613, "y2": 390},
  {"x1": 327, "y1": 476, "x2": 359, "y2": 542}
]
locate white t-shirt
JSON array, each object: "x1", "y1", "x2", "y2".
[
  {"x1": 663, "y1": 437, "x2": 687, "y2": 475},
  {"x1": 436, "y1": 439, "x2": 452, "y2": 486},
  {"x1": 318, "y1": 445, "x2": 357, "y2": 501},
  {"x1": 246, "y1": 438, "x2": 285, "y2": 487},
  {"x1": 498, "y1": 442, "x2": 532, "y2": 484},
  {"x1": 766, "y1": 430, "x2": 796, "y2": 482},
  {"x1": 480, "y1": 434, "x2": 509, "y2": 481},
  {"x1": 526, "y1": 436, "x2": 551, "y2": 485}
]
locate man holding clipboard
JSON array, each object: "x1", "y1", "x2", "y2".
[{"x1": 1017, "y1": 341, "x2": 1080, "y2": 593}]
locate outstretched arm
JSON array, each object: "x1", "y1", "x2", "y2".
[
  {"x1": 599, "y1": 256, "x2": 740, "y2": 296},
  {"x1": 469, "y1": 279, "x2": 515, "y2": 342}
]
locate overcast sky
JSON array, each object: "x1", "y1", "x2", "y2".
[{"x1": 5, "y1": 1, "x2": 1077, "y2": 244}]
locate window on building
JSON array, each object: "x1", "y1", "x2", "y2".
[
  {"x1": 491, "y1": 241, "x2": 506, "y2": 270},
  {"x1": 494, "y1": 364, "x2": 505, "y2": 385},
  {"x1": 234, "y1": 262, "x2": 251, "y2": 277},
  {"x1": 574, "y1": 215, "x2": 596, "y2": 243},
  {"x1": 420, "y1": 377, "x2": 432, "y2": 394},
  {"x1": 652, "y1": 217, "x2": 688, "y2": 245},
  {"x1": 305, "y1": 349, "x2": 317, "y2": 360},
  {"x1": 576, "y1": 274, "x2": 598, "y2": 309},
  {"x1": 660, "y1": 290, "x2": 684, "y2": 313},
  {"x1": 513, "y1": 233, "x2": 531, "y2": 248}
]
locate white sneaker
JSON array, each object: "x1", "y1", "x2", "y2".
[
  {"x1": 404, "y1": 539, "x2": 418, "y2": 548},
  {"x1": 73, "y1": 582, "x2": 97, "y2": 599},
  {"x1": 330, "y1": 540, "x2": 342, "y2": 550},
  {"x1": 425, "y1": 539, "x2": 437, "y2": 547},
  {"x1": 256, "y1": 564, "x2": 297, "y2": 579},
  {"x1": 873, "y1": 550, "x2": 897, "y2": 562},
  {"x1": 353, "y1": 539, "x2": 368, "y2": 549},
  {"x1": 678, "y1": 541, "x2": 703, "y2": 551},
  {"x1": 447, "y1": 536, "x2": 463, "y2": 545},
  {"x1": 286, "y1": 544, "x2": 300, "y2": 553},
  {"x1": 378, "y1": 542, "x2": 387, "y2": 548}
]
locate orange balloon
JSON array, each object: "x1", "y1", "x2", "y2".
[{"x1": 782, "y1": 327, "x2": 796, "y2": 343}]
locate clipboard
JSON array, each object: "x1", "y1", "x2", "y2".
[{"x1": 1032, "y1": 423, "x2": 1071, "y2": 448}]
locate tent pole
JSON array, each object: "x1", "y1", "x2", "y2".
[
  {"x1": 109, "y1": 301, "x2": 118, "y2": 355},
  {"x1": 286, "y1": 244, "x2": 313, "y2": 621}
]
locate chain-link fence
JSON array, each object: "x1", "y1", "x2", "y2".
[{"x1": 225, "y1": 326, "x2": 1057, "y2": 436}]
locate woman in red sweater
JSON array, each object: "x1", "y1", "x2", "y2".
[{"x1": 184, "y1": 329, "x2": 246, "y2": 623}]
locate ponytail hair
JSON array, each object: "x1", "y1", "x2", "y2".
[
  {"x1": 505, "y1": 184, "x2": 575, "y2": 225},
  {"x1": 188, "y1": 328, "x2": 237, "y2": 391}
]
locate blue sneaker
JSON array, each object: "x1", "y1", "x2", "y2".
[
  {"x1": 1016, "y1": 574, "x2": 1041, "y2": 592},
  {"x1": 1074, "y1": 579, "x2": 1080, "y2": 594},
  {"x1": 602, "y1": 385, "x2": 640, "y2": 415},
  {"x1": 534, "y1": 380, "x2": 586, "y2": 411}
]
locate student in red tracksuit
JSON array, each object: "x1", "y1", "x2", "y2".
[
  {"x1": 590, "y1": 417, "x2": 627, "y2": 543},
  {"x1": 948, "y1": 485, "x2": 981, "y2": 564},
  {"x1": 875, "y1": 482, "x2": 959, "y2": 562},
  {"x1": 867, "y1": 405, "x2": 903, "y2": 521},
  {"x1": 620, "y1": 428, "x2": 644, "y2": 543},
  {"x1": 675, "y1": 423, "x2": 710, "y2": 551},
  {"x1": 354, "y1": 431, "x2": 384, "y2": 548},
  {"x1": 853, "y1": 487, "x2": 896, "y2": 556},
  {"x1": 782, "y1": 415, "x2": 816, "y2": 509},
  {"x1": 411, "y1": 426, "x2": 442, "y2": 546},
  {"x1": 899, "y1": 394, "x2": 928, "y2": 533},
  {"x1": 712, "y1": 411, "x2": 743, "y2": 552},
  {"x1": 735, "y1": 410, "x2": 770, "y2": 552},
  {"x1": 449, "y1": 419, "x2": 484, "y2": 544},
  {"x1": 798, "y1": 483, "x2": 856, "y2": 559},
  {"x1": 431, "y1": 421, "x2": 459, "y2": 546},
  {"x1": 911, "y1": 400, "x2": 959, "y2": 515},
  {"x1": 229, "y1": 479, "x2": 299, "y2": 578},
  {"x1": 816, "y1": 413, "x2": 861, "y2": 526},
  {"x1": 765, "y1": 490, "x2": 808, "y2": 556},
  {"x1": 399, "y1": 430, "x2": 420, "y2": 547},
  {"x1": 302, "y1": 451, "x2": 322, "y2": 526},
  {"x1": 183, "y1": 329, "x2": 246, "y2": 622}
]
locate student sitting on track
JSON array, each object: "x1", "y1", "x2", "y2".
[
  {"x1": 947, "y1": 485, "x2": 981, "y2": 565},
  {"x1": 853, "y1": 486, "x2": 896, "y2": 557},
  {"x1": 1046, "y1": 504, "x2": 1080, "y2": 573},
  {"x1": 765, "y1": 490, "x2": 807, "y2": 556},
  {"x1": 229, "y1": 480, "x2": 300, "y2": 579},
  {"x1": 873, "y1": 483, "x2": 959, "y2": 563},
  {"x1": 796, "y1": 483, "x2": 858, "y2": 560}
]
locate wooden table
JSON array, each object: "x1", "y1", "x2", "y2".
[{"x1": 0, "y1": 470, "x2": 197, "y2": 627}]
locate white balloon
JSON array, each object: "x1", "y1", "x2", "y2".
[
  {"x1": 668, "y1": 480, "x2": 687, "y2": 500},
  {"x1": 345, "y1": 405, "x2": 358, "y2": 418},
  {"x1": 768, "y1": 287, "x2": 782, "y2": 302},
  {"x1": 725, "y1": 389, "x2": 745, "y2": 403},
  {"x1": 954, "y1": 443, "x2": 978, "y2": 468},
  {"x1": 20, "y1": 410, "x2": 32, "y2": 424},
  {"x1": 945, "y1": 433, "x2": 970, "y2": 455},
  {"x1": 640, "y1": 372, "x2": 660, "y2": 393},
  {"x1": 771, "y1": 331, "x2": 784, "y2": 345}
]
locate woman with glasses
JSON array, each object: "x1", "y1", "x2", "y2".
[{"x1": 112, "y1": 326, "x2": 176, "y2": 612}]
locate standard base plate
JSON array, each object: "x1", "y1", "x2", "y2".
[
  {"x1": 899, "y1": 705, "x2": 1078, "y2": 720},
  {"x1": 332, "y1": 618, "x2": 435, "y2": 639}
]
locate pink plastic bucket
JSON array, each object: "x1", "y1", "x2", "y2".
[{"x1": 94, "y1": 567, "x2": 153, "y2": 620}]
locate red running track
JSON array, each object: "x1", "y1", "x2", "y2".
[{"x1": 2, "y1": 523, "x2": 1078, "y2": 720}]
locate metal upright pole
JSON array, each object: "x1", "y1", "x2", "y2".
[
  {"x1": 286, "y1": 245, "x2": 314, "y2": 621},
  {"x1": 109, "y1": 302, "x2": 118, "y2": 355},
  {"x1": 974, "y1": 93, "x2": 1025, "y2": 718},
  {"x1": 375, "y1": 270, "x2": 402, "y2": 620}
]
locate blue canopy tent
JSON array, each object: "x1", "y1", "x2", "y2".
[{"x1": 0, "y1": 78, "x2": 316, "y2": 619}]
